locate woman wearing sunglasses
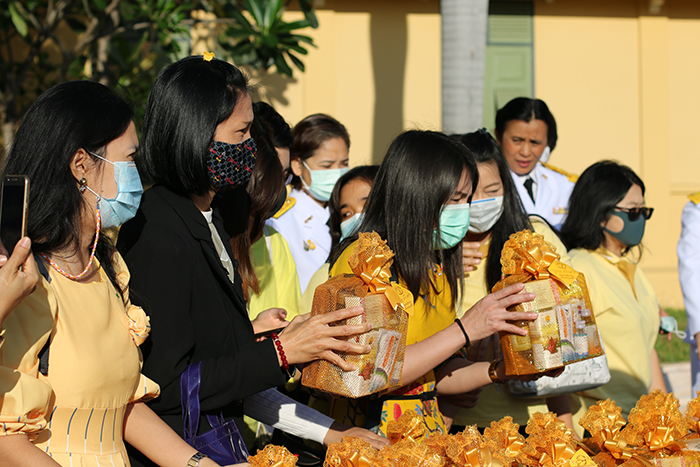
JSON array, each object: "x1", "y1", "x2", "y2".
[{"x1": 561, "y1": 160, "x2": 666, "y2": 421}]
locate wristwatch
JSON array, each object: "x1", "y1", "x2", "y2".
[
  {"x1": 187, "y1": 452, "x2": 209, "y2": 467},
  {"x1": 488, "y1": 358, "x2": 507, "y2": 384}
]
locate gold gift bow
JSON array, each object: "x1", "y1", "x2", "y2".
[
  {"x1": 504, "y1": 434, "x2": 525, "y2": 458},
  {"x1": 507, "y1": 242, "x2": 560, "y2": 283},
  {"x1": 599, "y1": 409, "x2": 634, "y2": 460},
  {"x1": 347, "y1": 451, "x2": 373, "y2": 467},
  {"x1": 644, "y1": 426, "x2": 685, "y2": 452},
  {"x1": 459, "y1": 445, "x2": 505, "y2": 467},
  {"x1": 359, "y1": 253, "x2": 406, "y2": 312},
  {"x1": 538, "y1": 441, "x2": 577, "y2": 467}
]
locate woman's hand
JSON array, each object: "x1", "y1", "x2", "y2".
[
  {"x1": 460, "y1": 283, "x2": 537, "y2": 342},
  {"x1": 0, "y1": 237, "x2": 39, "y2": 327},
  {"x1": 277, "y1": 307, "x2": 371, "y2": 371},
  {"x1": 462, "y1": 240, "x2": 484, "y2": 273},
  {"x1": 251, "y1": 308, "x2": 289, "y2": 335},
  {"x1": 323, "y1": 421, "x2": 389, "y2": 450}
]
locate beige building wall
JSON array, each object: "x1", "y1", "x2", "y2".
[{"x1": 254, "y1": 0, "x2": 700, "y2": 308}]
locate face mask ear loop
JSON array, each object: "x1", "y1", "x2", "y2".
[{"x1": 300, "y1": 160, "x2": 313, "y2": 191}]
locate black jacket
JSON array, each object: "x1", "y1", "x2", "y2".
[{"x1": 117, "y1": 185, "x2": 286, "y2": 440}]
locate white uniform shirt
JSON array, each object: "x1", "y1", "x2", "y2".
[
  {"x1": 678, "y1": 198, "x2": 700, "y2": 393},
  {"x1": 511, "y1": 162, "x2": 574, "y2": 230},
  {"x1": 266, "y1": 188, "x2": 331, "y2": 294}
]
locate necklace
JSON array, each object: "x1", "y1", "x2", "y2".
[
  {"x1": 56, "y1": 250, "x2": 76, "y2": 276},
  {"x1": 41, "y1": 207, "x2": 101, "y2": 280}
]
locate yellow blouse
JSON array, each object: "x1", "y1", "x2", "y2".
[
  {"x1": 327, "y1": 239, "x2": 454, "y2": 435},
  {"x1": 454, "y1": 217, "x2": 569, "y2": 426},
  {"x1": 248, "y1": 225, "x2": 302, "y2": 321},
  {"x1": 568, "y1": 247, "x2": 659, "y2": 418},
  {"x1": 0, "y1": 254, "x2": 158, "y2": 467}
]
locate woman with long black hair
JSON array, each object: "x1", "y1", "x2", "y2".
[
  {"x1": 449, "y1": 130, "x2": 572, "y2": 434},
  {"x1": 326, "y1": 130, "x2": 542, "y2": 437},
  {"x1": 0, "y1": 80, "x2": 228, "y2": 467}
]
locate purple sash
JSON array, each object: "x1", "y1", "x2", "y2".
[{"x1": 180, "y1": 362, "x2": 249, "y2": 464}]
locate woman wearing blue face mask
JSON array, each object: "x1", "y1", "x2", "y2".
[
  {"x1": 561, "y1": 161, "x2": 666, "y2": 422},
  {"x1": 267, "y1": 114, "x2": 350, "y2": 295},
  {"x1": 323, "y1": 130, "x2": 544, "y2": 438},
  {"x1": 447, "y1": 130, "x2": 574, "y2": 435},
  {"x1": 0, "y1": 81, "x2": 235, "y2": 467}
]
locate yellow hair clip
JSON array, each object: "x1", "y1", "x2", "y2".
[{"x1": 203, "y1": 51, "x2": 215, "y2": 62}]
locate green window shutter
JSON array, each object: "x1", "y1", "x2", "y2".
[{"x1": 482, "y1": 1, "x2": 534, "y2": 130}]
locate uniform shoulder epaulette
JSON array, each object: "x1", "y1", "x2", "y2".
[
  {"x1": 273, "y1": 197, "x2": 296, "y2": 219},
  {"x1": 541, "y1": 162, "x2": 579, "y2": 183},
  {"x1": 688, "y1": 192, "x2": 700, "y2": 205}
]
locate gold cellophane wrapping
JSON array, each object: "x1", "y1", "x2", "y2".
[
  {"x1": 301, "y1": 232, "x2": 409, "y2": 398},
  {"x1": 621, "y1": 390, "x2": 689, "y2": 454},
  {"x1": 520, "y1": 412, "x2": 578, "y2": 467},
  {"x1": 492, "y1": 230, "x2": 604, "y2": 375},
  {"x1": 579, "y1": 399, "x2": 629, "y2": 455},
  {"x1": 482, "y1": 416, "x2": 527, "y2": 466},
  {"x1": 685, "y1": 392, "x2": 700, "y2": 436},
  {"x1": 324, "y1": 436, "x2": 392, "y2": 467},
  {"x1": 381, "y1": 439, "x2": 445, "y2": 467},
  {"x1": 387, "y1": 410, "x2": 427, "y2": 445},
  {"x1": 248, "y1": 444, "x2": 298, "y2": 467}
]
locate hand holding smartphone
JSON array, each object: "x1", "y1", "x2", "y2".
[{"x1": 0, "y1": 175, "x2": 30, "y2": 256}]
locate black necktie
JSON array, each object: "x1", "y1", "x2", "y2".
[{"x1": 523, "y1": 177, "x2": 535, "y2": 202}]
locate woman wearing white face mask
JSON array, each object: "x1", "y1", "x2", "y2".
[
  {"x1": 266, "y1": 114, "x2": 350, "y2": 294},
  {"x1": 447, "y1": 130, "x2": 574, "y2": 436}
]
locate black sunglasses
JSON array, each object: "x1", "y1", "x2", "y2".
[{"x1": 614, "y1": 206, "x2": 654, "y2": 221}]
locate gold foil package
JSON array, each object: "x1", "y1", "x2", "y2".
[
  {"x1": 302, "y1": 232, "x2": 411, "y2": 398},
  {"x1": 492, "y1": 230, "x2": 604, "y2": 375},
  {"x1": 248, "y1": 444, "x2": 298, "y2": 467}
]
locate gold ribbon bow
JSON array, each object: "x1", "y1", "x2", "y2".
[
  {"x1": 599, "y1": 411, "x2": 634, "y2": 460},
  {"x1": 202, "y1": 51, "x2": 214, "y2": 61},
  {"x1": 538, "y1": 441, "x2": 577, "y2": 467},
  {"x1": 347, "y1": 452, "x2": 373, "y2": 467},
  {"x1": 511, "y1": 244, "x2": 560, "y2": 282},
  {"x1": 359, "y1": 253, "x2": 407, "y2": 313},
  {"x1": 504, "y1": 434, "x2": 525, "y2": 458},
  {"x1": 460, "y1": 446, "x2": 505, "y2": 467},
  {"x1": 645, "y1": 426, "x2": 685, "y2": 452}
]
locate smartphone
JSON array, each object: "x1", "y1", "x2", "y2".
[{"x1": 0, "y1": 175, "x2": 30, "y2": 256}]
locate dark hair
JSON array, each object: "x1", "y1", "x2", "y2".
[
  {"x1": 290, "y1": 113, "x2": 350, "y2": 190},
  {"x1": 227, "y1": 119, "x2": 285, "y2": 297},
  {"x1": 331, "y1": 130, "x2": 478, "y2": 307},
  {"x1": 328, "y1": 165, "x2": 379, "y2": 254},
  {"x1": 141, "y1": 56, "x2": 249, "y2": 196},
  {"x1": 253, "y1": 102, "x2": 293, "y2": 149},
  {"x1": 560, "y1": 160, "x2": 645, "y2": 254},
  {"x1": 2, "y1": 80, "x2": 133, "y2": 296},
  {"x1": 495, "y1": 97, "x2": 558, "y2": 151},
  {"x1": 454, "y1": 130, "x2": 532, "y2": 290}
]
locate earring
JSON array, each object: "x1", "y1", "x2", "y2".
[{"x1": 79, "y1": 177, "x2": 88, "y2": 193}]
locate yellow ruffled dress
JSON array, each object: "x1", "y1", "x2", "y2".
[{"x1": 0, "y1": 254, "x2": 159, "y2": 467}]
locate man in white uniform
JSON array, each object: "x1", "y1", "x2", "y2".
[
  {"x1": 495, "y1": 97, "x2": 575, "y2": 231},
  {"x1": 678, "y1": 193, "x2": 700, "y2": 395}
]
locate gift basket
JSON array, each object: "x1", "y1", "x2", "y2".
[
  {"x1": 491, "y1": 230, "x2": 605, "y2": 375},
  {"x1": 301, "y1": 232, "x2": 412, "y2": 398}
]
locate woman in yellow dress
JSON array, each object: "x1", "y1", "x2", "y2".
[
  {"x1": 561, "y1": 161, "x2": 666, "y2": 421},
  {"x1": 449, "y1": 130, "x2": 573, "y2": 434},
  {"x1": 0, "y1": 82, "x2": 232, "y2": 467},
  {"x1": 326, "y1": 130, "x2": 543, "y2": 437}
]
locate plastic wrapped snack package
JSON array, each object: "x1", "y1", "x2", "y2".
[
  {"x1": 302, "y1": 231, "x2": 412, "y2": 398},
  {"x1": 492, "y1": 230, "x2": 604, "y2": 375}
]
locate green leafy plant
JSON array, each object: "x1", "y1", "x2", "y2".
[{"x1": 218, "y1": 0, "x2": 316, "y2": 77}]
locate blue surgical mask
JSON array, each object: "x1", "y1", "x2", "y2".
[
  {"x1": 433, "y1": 203, "x2": 470, "y2": 249},
  {"x1": 603, "y1": 210, "x2": 646, "y2": 247},
  {"x1": 302, "y1": 161, "x2": 349, "y2": 202},
  {"x1": 89, "y1": 152, "x2": 143, "y2": 228},
  {"x1": 340, "y1": 212, "x2": 364, "y2": 240}
]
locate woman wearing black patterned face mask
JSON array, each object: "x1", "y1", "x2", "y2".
[
  {"x1": 117, "y1": 56, "x2": 386, "y2": 467},
  {"x1": 447, "y1": 130, "x2": 575, "y2": 436}
]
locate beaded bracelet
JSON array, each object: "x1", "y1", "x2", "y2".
[
  {"x1": 270, "y1": 332, "x2": 289, "y2": 372},
  {"x1": 454, "y1": 319, "x2": 471, "y2": 348}
]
